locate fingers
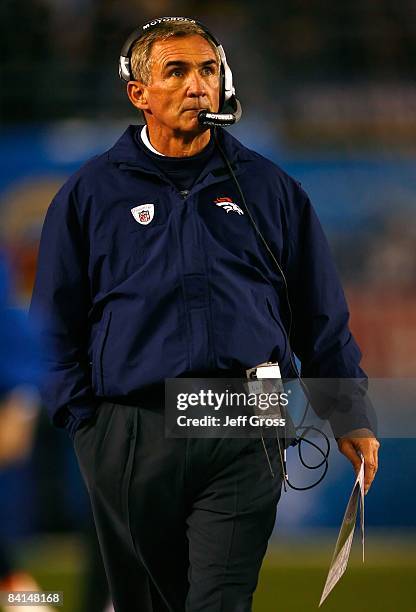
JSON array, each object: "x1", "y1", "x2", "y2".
[
  {"x1": 338, "y1": 435, "x2": 380, "y2": 494},
  {"x1": 355, "y1": 439, "x2": 379, "y2": 494},
  {"x1": 372, "y1": 442, "x2": 379, "y2": 473},
  {"x1": 337, "y1": 438, "x2": 362, "y2": 475},
  {"x1": 363, "y1": 449, "x2": 378, "y2": 494},
  {"x1": 363, "y1": 456, "x2": 377, "y2": 494}
]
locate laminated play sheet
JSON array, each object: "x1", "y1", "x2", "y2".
[{"x1": 319, "y1": 456, "x2": 365, "y2": 606}]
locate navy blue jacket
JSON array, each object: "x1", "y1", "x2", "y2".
[{"x1": 30, "y1": 126, "x2": 371, "y2": 437}]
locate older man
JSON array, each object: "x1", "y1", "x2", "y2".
[{"x1": 31, "y1": 17, "x2": 379, "y2": 612}]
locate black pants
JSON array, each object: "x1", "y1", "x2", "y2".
[{"x1": 74, "y1": 402, "x2": 282, "y2": 612}]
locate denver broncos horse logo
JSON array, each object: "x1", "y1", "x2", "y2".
[{"x1": 214, "y1": 197, "x2": 244, "y2": 215}]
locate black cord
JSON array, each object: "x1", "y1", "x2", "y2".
[
  {"x1": 214, "y1": 129, "x2": 330, "y2": 490},
  {"x1": 297, "y1": 426, "x2": 330, "y2": 469},
  {"x1": 213, "y1": 130, "x2": 298, "y2": 377},
  {"x1": 284, "y1": 426, "x2": 330, "y2": 491}
]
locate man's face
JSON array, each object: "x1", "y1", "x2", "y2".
[{"x1": 141, "y1": 34, "x2": 220, "y2": 134}]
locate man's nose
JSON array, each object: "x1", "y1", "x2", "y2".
[{"x1": 186, "y1": 70, "x2": 206, "y2": 97}]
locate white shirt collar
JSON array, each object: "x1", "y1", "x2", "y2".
[{"x1": 140, "y1": 125, "x2": 165, "y2": 156}]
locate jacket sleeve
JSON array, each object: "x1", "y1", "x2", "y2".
[
  {"x1": 284, "y1": 184, "x2": 375, "y2": 437},
  {"x1": 30, "y1": 181, "x2": 97, "y2": 438}
]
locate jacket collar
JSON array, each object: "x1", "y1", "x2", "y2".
[{"x1": 107, "y1": 125, "x2": 253, "y2": 175}]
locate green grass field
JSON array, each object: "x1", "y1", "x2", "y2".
[
  {"x1": 254, "y1": 533, "x2": 416, "y2": 612},
  {"x1": 3, "y1": 531, "x2": 415, "y2": 612}
]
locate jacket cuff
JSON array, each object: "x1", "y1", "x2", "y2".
[
  {"x1": 328, "y1": 410, "x2": 373, "y2": 439},
  {"x1": 64, "y1": 402, "x2": 97, "y2": 440}
]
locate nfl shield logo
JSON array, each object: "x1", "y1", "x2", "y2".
[{"x1": 131, "y1": 203, "x2": 155, "y2": 225}]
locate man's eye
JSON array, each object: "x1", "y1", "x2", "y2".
[
  {"x1": 171, "y1": 70, "x2": 183, "y2": 77},
  {"x1": 201, "y1": 67, "x2": 215, "y2": 76}
]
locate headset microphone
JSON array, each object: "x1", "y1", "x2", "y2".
[{"x1": 198, "y1": 98, "x2": 242, "y2": 127}]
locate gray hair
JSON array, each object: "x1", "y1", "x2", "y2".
[{"x1": 130, "y1": 21, "x2": 220, "y2": 84}]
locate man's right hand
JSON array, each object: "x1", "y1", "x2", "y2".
[{"x1": 337, "y1": 428, "x2": 380, "y2": 494}]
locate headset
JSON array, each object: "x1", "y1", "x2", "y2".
[{"x1": 118, "y1": 16, "x2": 242, "y2": 127}]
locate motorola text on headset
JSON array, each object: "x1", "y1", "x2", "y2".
[{"x1": 118, "y1": 17, "x2": 330, "y2": 490}]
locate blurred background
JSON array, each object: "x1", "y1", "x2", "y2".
[{"x1": 0, "y1": 1, "x2": 415, "y2": 611}]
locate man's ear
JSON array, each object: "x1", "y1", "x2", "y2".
[{"x1": 127, "y1": 81, "x2": 149, "y2": 111}]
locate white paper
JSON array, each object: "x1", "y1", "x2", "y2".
[{"x1": 319, "y1": 457, "x2": 365, "y2": 606}]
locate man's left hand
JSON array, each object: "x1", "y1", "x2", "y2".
[{"x1": 337, "y1": 428, "x2": 380, "y2": 495}]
